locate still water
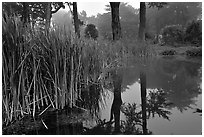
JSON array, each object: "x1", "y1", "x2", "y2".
[
  {"x1": 29, "y1": 56, "x2": 201, "y2": 135},
  {"x1": 101, "y1": 56, "x2": 202, "y2": 135}
]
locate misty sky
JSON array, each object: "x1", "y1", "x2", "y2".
[{"x1": 76, "y1": 2, "x2": 140, "y2": 16}]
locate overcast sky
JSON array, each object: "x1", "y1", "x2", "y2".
[{"x1": 77, "y1": 2, "x2": 140, "y2": 17}]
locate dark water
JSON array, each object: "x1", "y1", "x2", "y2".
[
  {"x1": 101, "y1": 56, "x2": 202, "y2": 135},
  {"x1": 29, "y1": 56, "x2": 201, "y2": 135}
]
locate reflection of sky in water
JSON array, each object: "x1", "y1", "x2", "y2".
[{"x1": 101, "y1": 57, "x2": 202, "y2": 135}]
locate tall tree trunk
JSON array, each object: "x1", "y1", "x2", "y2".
[
  {"x1": 73, "y1": 2, "x2": 80, "y2": 38},
  {"x1": 45, "y1": 2, "x2": 51, "y2": 34},
  {"x1": 22, "y1": 2, "x2": 29, "y2": 25},
  {"x1": 140, "y1": 70, "x2": 147, "y2": 135},
  {"x1": 138, "y1": 2, "x2": 146, "y2": 41},
  {"x1": 110, "y1": 2, "x2": 122, "y2": 41}
]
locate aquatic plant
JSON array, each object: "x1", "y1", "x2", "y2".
[
  {"x1": 2, "y1": 16, "x2": 103, "y2": 125},
  {"x1": 2, "y1": 14, "x2": 154, "y2": 127}
]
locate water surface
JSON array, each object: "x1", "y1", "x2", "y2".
[{"x1": 101, "y1": 56, "x2": 202, "y2": 135}]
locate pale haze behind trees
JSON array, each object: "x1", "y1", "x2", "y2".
[
  {"x1": 52, "y1": 2, "x2": 201, "y2": 39},
  {"x1": 77, "y1": 2, "x2": 140, "y2": 17}
]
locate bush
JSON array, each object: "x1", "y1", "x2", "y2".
[
  {"x1": 160, "y1": 49, "x2": 176, "y2": 56},
  {"x1": 186, "y1": 48, "x2": 202, "y2": 57},
  {"x1": 185, "y1": 20, "x2": 202, "y2": 45},
  {"x1": 161, "y1": 25, "x2": 185, "y2": 46},
  {"x1": 84, "y1": 24, "x2": 99, "y2": 40}
]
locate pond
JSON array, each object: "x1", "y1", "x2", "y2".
[
  {"x1": 100, "y1": 56, "x2": 202, "y2": 135},
  {"x1": 18, "y1": 56, "x2": 201, "y2": 135}
]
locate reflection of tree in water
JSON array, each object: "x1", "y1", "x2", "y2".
[
  {"x1": 121, "y1": 88, "x2": 172, "y2": 134},
  {"x1": 160, "y1": 61, "x2": 201, "y2": 112},
  {"x1": 145, "y1": 58, "x2": 201, "y2": 112},
  {"x1": 78, "y1": 83, "x2": 103, "y2": 117},
  {"x1": 146, "y1": 89, "x2": 172, "y2": 119},
  {"x1": 115, "y1": 57, "x2": 201, "y2": 113},
  {"x1": 81, "y1": 87, "x2": 173, "y2": 135},
  {"x1": 109, "y1": 69, "x2": 123, "y2": 133},
  {"x1": 121, "y1": 103, "x2": 143, "y2": 134},
  {"x1": 83, "y1": 69, "x2": 123, "y2": 134},
  {"x1": 84, "y1": 57, "x2": 201, "y2": 134}
]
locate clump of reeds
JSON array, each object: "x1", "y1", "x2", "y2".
[
  {"x1": 2, "y1": 15, "x2": 126, "y2": 126},
  {"x1": 2, "y1": 14, "x2": 154, "y2": 126}
]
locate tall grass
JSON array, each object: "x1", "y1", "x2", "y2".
[
  {"x1": 2, "y1": 15, "x2": 153, "y2": 126},
  {"x1": 1, "y1": 16, "x2": 109, "y2": 126}
]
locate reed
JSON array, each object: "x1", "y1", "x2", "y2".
[
  {"x1": 1, "y1": 16, "x2": 104, "y2": 126},
  {"x1": 2, "y1": 15, "x2": 152, "y2": 126}
]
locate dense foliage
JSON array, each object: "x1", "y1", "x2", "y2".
[
  {"x1": 160, "y1": 19, "x2": 202, "y2": 46},
  {"x1": 84, "y1": 24, "x2": 99, "y2": 40},
  {"x1": 185, "y1": 20, "x2": 202, "y2": 45},
  {"x1": 161, "y1": 25, "x2": 184, "y2": 45},
  {"x1": 146, "y1": 2, "x2": 201, "y2": 34}
]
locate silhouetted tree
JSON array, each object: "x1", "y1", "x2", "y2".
[
  {"x1": 45, "y1": 2, "x2": 51, "y2": 34},
  {"x1": 138, "y1": 2, "x2": 167, "y2": 41},
  {"x1": 3, "y1": 2, "x2": 65, "y2": 31},
  {"x1": 110, "y1": 2, "x2": 122, "y2": 40},
  {"x1": 45, "y1": 2, "x2": 65, "y2": 32},
  {"x1": 22, "y1": 2, "x2": 29, "y2": 24},
  {"x1": 73, "y1": 2, "x2": 80, "y2": 38},
  {"x1": 138, "y1": 2, "x2": 146, "y2": 41}
]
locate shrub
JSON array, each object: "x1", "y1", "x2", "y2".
[
  {"x1": 145, "y1": 32, "x2": 154, "y2": 40},
  {"x1": 186, "y1": 48, "x2": 202, "y2": 57},
  {"x1": 160, "y1": 49, "x2": 176, "y2": 56},
  {"x1": 185, "y1": 20, "x2": 202, "y2": 45},
  {"x1": 84, "y1": 24, "x2": 99, "y2": 40},
  {"x1": 161, "y1": 25, "x2": 185, "y2": 46}
]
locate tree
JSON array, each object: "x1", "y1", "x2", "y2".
[
  {"x1": 3, "y1": 2, "x2": 29, "y2": 23},
  {"x1": 185, "y1": 20, "x2": 202, "y2": 45},
  {"x1": 145, "y1": 2, "x2": 201, "y2": 36},
  {"x1": 84, "y1": 24, "x2": 98, "y2": 40},
  {"x1": 45, "y1": 2, "x2": 51, "y2": 34},
  {"x1": 3, "y1": 2, "x2": 65, "y2": 31},
  {"x1": 45, "y1": 2, "x2": 65, "y2": 33},
  {"x1": 97, "y1": 3, "x2": 139, "y2": 39},
  {"x1": 97, "y1": 13, "x2": 112, "y2": 39},
  {"x1": 120, "y1": 3, "x2": 139, "y2": 38},
  {"x1": 73, "y1": 2, "x2": 80, "y2": 38},
  {"x1": 138, "y1": 2, "x2": 146, "y2": 41},
  {"x1": 52, "y1": 10, "x2": 73, "y2": 32},
  {"x1": 22, "y1": 2, "x2": 29, "y2": 24},
  {"x1": 110, "y1": 2, "x2": 122, "y2": 40},
  {"x1": 138, "y1": 2, "x2": 167, "y2": 41}
]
